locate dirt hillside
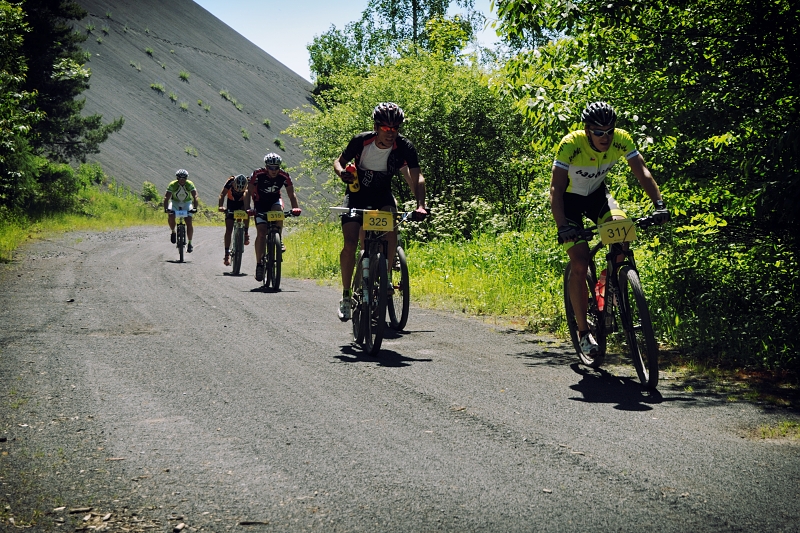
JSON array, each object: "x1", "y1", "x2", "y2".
[{"x1": 75, "y1": 0, "x2": 329, "y2": 206}]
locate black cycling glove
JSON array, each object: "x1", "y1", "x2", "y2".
[{"x1": 652, "y1": 200, "x2": 670, "y2": 225}]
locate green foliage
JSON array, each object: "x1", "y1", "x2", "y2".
[
  {"x1": 262, "y1": 118, "x2": 271, "y2": 128},
  {"x1": 307, "y1": 1, "x2": 483, "y2": 88},
  {"x1": 241, "y1": 128, "x2": 249, "y2": 140},
  {"x1": 145, "y1": 47, "x2": 153, "y2": 56},
  {"x1": 495, "y1": 0, "x2": 800, "y2": 370},
  {"x1": 168, "y1": 91, "x2": 177, "y2": 102},
  {"x1": 184, "y1": 146, "x2": 198, "y2": 157},
  {"x1": 141, "y1": 181, "x2": 159, "y2": 202},
  {"x1": 274, "y1": 138, "x2": 285, "y2": 150},
  {"x1": 15, "y1": 0, "x2": 123, "y2": 163},
  {"x1": 130, "y1": 61, "x2": 140, "y2": 71},
  {"x1": 150, "y1": 82, "x2": 164, "y2": 93},
  {"x1": 179, "y1": 70, "x2": 189, "y2": 82},
  {"x1": 286, "y1": 52, "x2": 536, "y2": 225},
  {"x1": 179, "y1": 102, "x2": 188, "y2": 111}
]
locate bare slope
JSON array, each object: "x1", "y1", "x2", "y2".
[{"x1": 75, "y1": 0, "x2": 325, "y2": 205}]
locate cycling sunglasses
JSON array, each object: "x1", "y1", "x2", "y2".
[
  {"x1": 589, "y1": 128, "x2": 615, "y2": 138},
  {"x1": 265, "y1": 165, "x2": 280, "y2": 170},
  {"x1": 378, "y1": 125, "x2": 399, "y2": 132}
]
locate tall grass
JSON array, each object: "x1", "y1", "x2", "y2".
[
  {"x1": 281, "y1": 220, "x2": 566, "y2": 332},
  {"x1": 0, "y1": 183, "x2": 162, "y2": 263}
]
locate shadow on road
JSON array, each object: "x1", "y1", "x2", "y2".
[
  {"x1": 335, "y1": 344, "x2": 433, "y2": 368},
  {"x1": 568, "y1": 363, "x2": 697, "y2": 411}
]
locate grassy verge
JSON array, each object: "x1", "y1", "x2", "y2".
[{"x1": 0, "y1": 183, "x2": 223, "y2": 263}]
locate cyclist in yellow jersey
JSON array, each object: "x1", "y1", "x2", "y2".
[{"x1": 551, "y1": 102, "x2": 670, "y2": 356}]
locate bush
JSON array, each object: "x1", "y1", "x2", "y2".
[{"x1": 142, "y1": 181, "x2": 160, "y2": 202}]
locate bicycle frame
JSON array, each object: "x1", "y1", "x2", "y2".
[{"x1": 566, "y1": 215, "x2": 660, "y2": 388}]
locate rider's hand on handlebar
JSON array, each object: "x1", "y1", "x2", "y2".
[
  {"x1": 411, "y1": 207, "x2": 428, "y2": 221},
  {"x1": 218, "y1": 206, "x2": 226, "y2": 213},
  {"x1": 246, "y1": 209, "x2": 256, "y2": 217},
  {"x1": 339, "y1": 170, "x2": 355, "y2": 184},
  {"x1": 557, "y1": 224, "x2": 579, "y2": 242},
  {"x1": 291, "y1": 208, "x2": 302, "y2": 216},
  {"x1": 652, "y1": 200, "x2": 670, "y2": 225}
]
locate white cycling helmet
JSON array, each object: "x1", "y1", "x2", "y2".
[
  {"x1": 233, "y1": 174, "x2": 248, "y2": 192},
  {"x1": 175, "y1": 168, "x2": 189, "y2": 179},
  {"x1": 263, "y1": 153, "x2": 282, "y2": 167}
]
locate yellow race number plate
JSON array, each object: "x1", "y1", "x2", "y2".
[
  {"x1": 363, "y1": 210, "x2": 392, "y2": 231},
  {"x1": 599, "y1": 218, "x2": 637, "y2": 245},
  {"x1": 266, "y1": 211, "x2": 284, "y2": 222},
  {"x1": 233, "y1": 210, "x2": 248, "y2": 220}
]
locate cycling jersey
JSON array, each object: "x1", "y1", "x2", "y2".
[
  {"x1": 553, "y1": 129, "x2": 639, "y2": 196},
  {"x1": 166, "y1": 179, "x2": 196, "y2": 202},
  {"x1": 341, "y1": 131, "x2": 420, "y2": 195},
  {"x1": 222, "y1": 176, "x2": 246, "y2": 211},
  {"x1": 249, "y1": 168, "x2": 293, "y2": 213}
]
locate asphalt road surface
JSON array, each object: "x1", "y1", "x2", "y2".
[{"x1": 1, "y1": 226, "x2": 798, "y2": 532}]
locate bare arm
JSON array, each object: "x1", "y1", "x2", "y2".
[
  {"x1": 191, "y1": 189, "x2": 199, "y2": 210},
  {"x1": 162, "y1": 191, "x2": 172, "y2": 211},
  {"x1": 550, "y1": 165, "x2": 570, "y2": 227},
  {"x1": 627, "y1": 154, "x2": 663, "y2": 204},
  {"x1": 401, "y1": 166, "x2": 426, "y2": 210},
  {"x1": 285, "y1": 182, "x2": 300, "y2": 209}
]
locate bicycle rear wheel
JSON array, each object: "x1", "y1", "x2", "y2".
[
  {"x1": 177, "y1": 224, "x2": 186, "y2": 263},
  {"x1": 618, "y1": 266, "x2": 659, "y2": 389},
  {"x1": 351, "y1": 251, "x2": 365, "y2": 345},
  {"x1": 563, "y1": 262, "x2": 606, "y2": 367},
  {"x1": 270, "y1": 231, "x2": 282, "y2": 290},
  {"x1": 231, "y1": 224, "x2": 244, "y2": 275},
  {"x1": 388, "y1": 246, "x2": 410, "y2": 330},
  {"x1": 363, "y1": 251, "x2": 387, "y2": 355}
]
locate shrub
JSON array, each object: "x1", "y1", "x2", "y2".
[
  {"x1": 263, "y1": 118, "x2": 271, "y2": 128},
  {"x1": 241, "y1": 129, "x2": 249, "y2": 140},
  {"x1": 179, "y1": 70, "x2": 190, "y2": 82},
  {"x1": 85, "y1": 23, "x2": 94, "y2": 33},
  {"x1": 179, "y1": 102, "x2": 188, "y2": 111},
  {"x1": 145, "y1": 47, "x2": 153, "y2": 56},
  {"x1": 141, "y1": 181, "x2": 160, "y2": 202},
  {"x1": 184, "y1": 146, "x2": 198, "y2": 157},
  {"x1": 274, "y1": 138, "x2": 285, "y2": 150},
  {"x1": 150, "y1": 83, "x2": 164, "y2": 93},
  {"x1": 168, "y1": 92, "x2": 177, "y2": 102}
]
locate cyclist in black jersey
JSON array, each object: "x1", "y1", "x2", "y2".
[
  {"x1": 552, "y1": 102, "x2": 670, "y2": 355},
  {"x1": 217, "y1": 174, "x2": 250, "y2": 266},
  {"x1": 333, "y1": 102, "x2": 428, "y2": 321}
]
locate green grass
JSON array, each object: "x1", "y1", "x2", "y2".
[
  {"x1": 281, "y1": 220, "x2": 564, "y2": 332},
  {"x1": 757, "y1": 421, "x2": 800, "y2": 439},
  {"x1": 0, "y1": 185, "x2": 163, "y2": 263},
  {"x1": 179, "y1": 70, "x2": 190, "y2": 82}
]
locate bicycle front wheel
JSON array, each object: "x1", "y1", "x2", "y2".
[
  {"x1": 388, "y1": 246, "x2": 410, "y2": 330},
  {"x1": 269, "y1": 231, "x2": 282, "y2": 290},
  {"x1": 231, "y1": 224, "x2": 244, "y2": 275},
  {"x1": 177, "y1": 224, "x2": 186, "y2": 263},
  {"x1": 563, "y1": 262, "x2": 606, "y2": 367},
  {"x1": 351, "y1": 251, "x2": 365, "y2": 345},
  {"x1": 618, "y1": 266, "x2": 659, "y2": 389},
  {"x1": 363, "y1": 251, "x2": 387, "y2": 355}
]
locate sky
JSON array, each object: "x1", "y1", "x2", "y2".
[{"x1": 193, "y1": 0, "x2": 500, "y2": 82}]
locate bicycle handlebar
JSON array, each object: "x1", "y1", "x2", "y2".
[
  {"x1": 576, "y1": 215, "x2": 658, "y2": 241},
  {"x1": 166, "y1": 208, "x2": 197, "y2": 214},
  {"x1": 329, "y1": 207, "x2": 427, "y2": 222}
]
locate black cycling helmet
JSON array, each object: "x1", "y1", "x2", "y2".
[
  {"x1": 233, "y1": 174, "x2": 248, "y2": 192},
  {"x1": 581, "y1": 101, "x2": 617, "y2": 127},
  {"x1": 263, "y1": 153, "x2": 282, "y2": 167},
  {"x1": 175, "y1": 169, "x2": 189, "y2": 179},
  {"x1": 372, "y1": 102, "x2": 405, "y2": 127}
]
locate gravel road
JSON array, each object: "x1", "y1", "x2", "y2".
[{"x1": 1, "y1": 226, "x2": 798, "y2": 532}]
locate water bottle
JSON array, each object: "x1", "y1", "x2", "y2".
[
  {"x1": 346, "y1": 163, "x2": 360, "y2": 193},
  {"x1": 595, "y1": 269, "x2": 607, "y2": 312}
]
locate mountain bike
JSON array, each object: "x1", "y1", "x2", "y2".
[
  {"x1": 255, "y1": 210, "x2": 298, "y2": 291},
  {"x1": 563, "y1": 215, "x2": 661, "y2": 389},
  {"x1": 329, "y1": 208, "x2": 385, "y2": 354},
  {"x1": 167, "y1": 207, "x2": 196, "y2": 263},
  {"x1": 229, "y1": 209, "x2": 248, "y2": 275},
  {"x1": 387, "y1": 211, "x2": 414, "y2": 331}
]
